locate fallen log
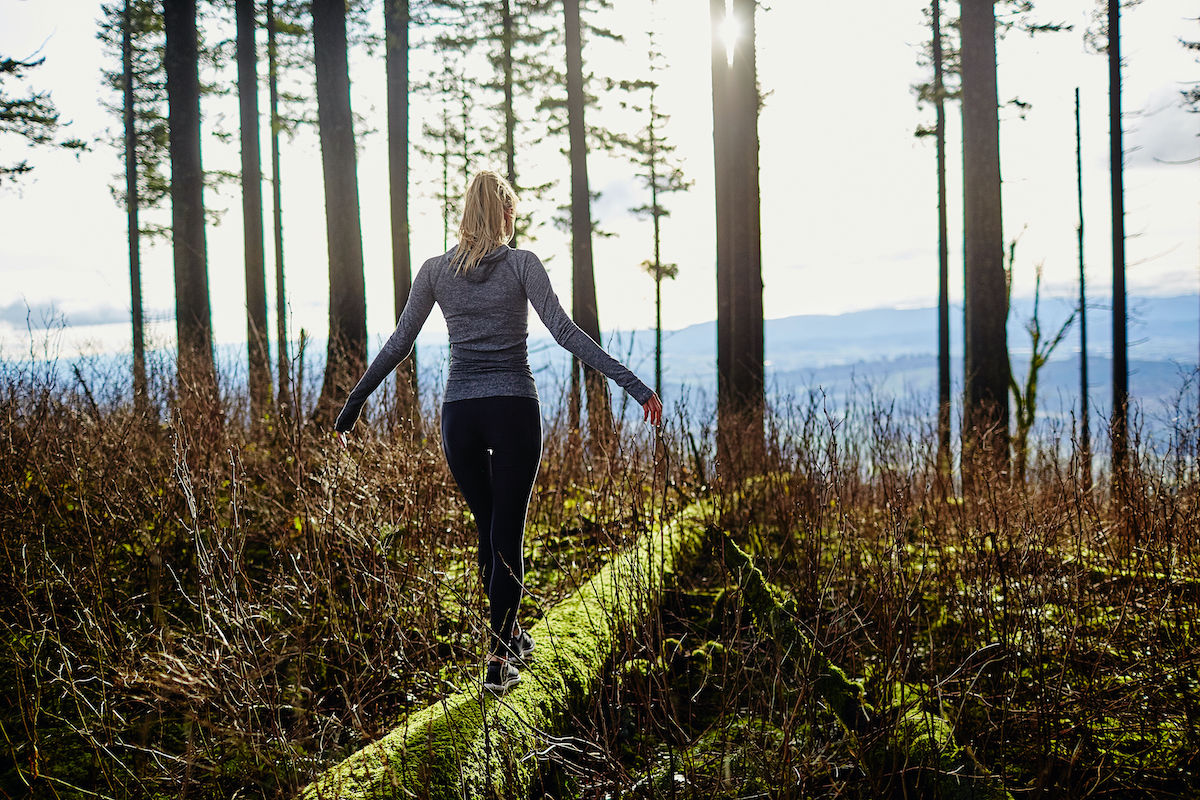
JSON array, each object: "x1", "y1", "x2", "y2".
[
  {"x1": 301, "y1": 502, "x2": 713, "y2": 800},
  {"x1": 721, "y1": 534, "x2": 1012, "y2": 800}
]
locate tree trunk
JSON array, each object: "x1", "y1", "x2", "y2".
[
  {"x1": 301, "y1": 504, "x2": 713, "y2": 800},
  {"x1": 934, "y1": 0, "x2": 951, "y2": 481},
  {"x1": 654, "y1": 267, "x2": 662, "y2": 400},
  {"x1": 711, "y1": 0, "x2": 764, "y2": 476},
  {"x1": 568, "y1": 356, "x2": 582, "y2": 455},
  {"x1": 1076, "y1": 87, "x2": 1092, "y2": 492},
  {"x1": 237, "y1": 0, "x2": 270, "y2": 424},
  {"x1": 502, "y1": 0, "x2": 518, "y2": 246},
  {"x1": 650, "y1": 92, "x2": 663, "y2": 401},
  {"x1": 163, "y1": 0, "x2": 217, "y2": 405},
  {"x1": 564, "y1": 0, "x2": 612, "y2": 447},
  {"x1": 385, "y1": 0, "x2": 420, "y2": 432},
  {"x1": 313, "y1": 0, "x2": 368, "y2": 422},
  {"x1": 960, "y1": 0, "x2": 1008, "y2": 477},
  {"x1": 267, "y1": 0, "x2": 290, "y2": 418},
  {"x1": 124, "y1": 0, "x2": 149, "y2": 416},
  {"x1": 1108, "y1": 0, "x2": 1128, "y2": 479}
]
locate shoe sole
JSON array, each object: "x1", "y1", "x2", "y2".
[{"x1": 483, "y1": 674, "x2": 520, "y2": 692}]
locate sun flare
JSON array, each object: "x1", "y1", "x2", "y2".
[{"x1": 718, "y1": 5, "x2": 740, "y2": 67}]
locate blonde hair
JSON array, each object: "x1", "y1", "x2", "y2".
[{"x1": 454, "y1": 170, "x2": 517, "y2": 273}]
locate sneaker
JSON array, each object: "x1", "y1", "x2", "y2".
[
  {"x1": 511, "y1": 627, "x2": 535, "y2": 661},
  {"x1": 484, "y1": 659, "x2": 520, "y2": 693}
]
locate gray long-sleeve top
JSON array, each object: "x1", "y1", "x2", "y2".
[{"x1": 334, "y1": 245, "x2": 654, "y2": 432}]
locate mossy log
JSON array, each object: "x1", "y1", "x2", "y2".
[
  {"x1": 721, "y1": 535, "x2": 1013, "y2": 800},
  {"x1": 301, "y1": 503, "x2": 714, "y2": 800}
]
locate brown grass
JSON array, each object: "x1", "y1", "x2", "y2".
[{"x1": 2, "y1": 345, "x2": 1199, "y2": 798}]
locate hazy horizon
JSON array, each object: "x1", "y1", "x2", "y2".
[{"x1": 2, "y1": 0, "x2": 1197, "y2": 360}]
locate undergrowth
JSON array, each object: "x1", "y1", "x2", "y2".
[
  {"x1": 0, "y1": 348, "x2": 664, "y2": 798},
  {"x1": 2, "y1": 345, "x2": 1199, "y2": 799},
  {"x1": 562, "y1": 386, "x2": 1200, "y2": 798}
]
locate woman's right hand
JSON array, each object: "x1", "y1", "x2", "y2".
[{"x1": 642, "y1": 394, "x2": 663, "y2": 427}]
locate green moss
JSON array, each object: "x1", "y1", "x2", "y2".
[
  {"x1": 722, "y1": 534, "x2": 1013, "y2": 800},
  {"x1": 632, "y1": 715, "x2": 788, "y2": 796},
  {"x1": 722, "y1": 534, "x2": 869, "y2": 734},
  {"x1": 301, "y1": 503, "x2": 714, "y2": 800}
]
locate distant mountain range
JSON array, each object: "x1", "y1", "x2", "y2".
[
  {"x1": 33, "y1": 294, "x2": 1196, "y2": 431},
  {"x1": 495, "y1": 294, "x2": 1199, "y2": 426}
]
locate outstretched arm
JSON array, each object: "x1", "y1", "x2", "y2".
[
  {"x1": 520, "y1": 253, "x2": 656, "y2": 409},
  {"x1": 334, "y1": 264, "x2": 436, "y2": 433}
]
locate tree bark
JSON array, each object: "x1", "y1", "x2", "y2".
[
  {"x1": 124, "y1": 0, "x2": 149, "y2": 416},
  {"x1": 711, "y1": 0, "x2": 764, "y2": 476},
  {"x1": 934, "y1": 0, "x2": 951, "y2": 480},
  {"x1": 237, "y1": 0, "x2": 270, "y2": 424},
  {"x1": 313, "y1": 0, "x2": 368, "y2": 421},
  {"x1": 267, "y1": 0, "x2": 290, "y2": 418},
  {"x1": 650, "y1": 86, "x2": 663, "y2": 401},
  {"x1": 1108, "y1": 0, "x2": 1128, "y2": 479},
  {"x1": 1076, "y1": 87, "x2": 1092, "y2": 492},
  {"x1": 163, "y1": 0, "x2": 217, "y2": 405},
  {"x1": 564, "y1": 0, "x2": 613, "y2": 447},
  {"x1": 385, "y1": 0, "x2": 420, "y2": 432},
  {"x1": 960, "y1": 0, "x2": 1008, "y2": 476},
  {"x1": 502, "y1": 0, "x2": 518, "y2": 246},
  {"x1": 301, "y1": 504, "x2": 713, "y2": 800}
]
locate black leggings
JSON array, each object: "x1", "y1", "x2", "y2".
[{"x1": 441, "y1": 396, "x2": 542, "y2": 657}]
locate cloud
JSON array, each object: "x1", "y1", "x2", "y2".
[
  {"x1": 1127, "y1": 84, "x2": 1200, "y2": 168},
  {"x1": 0, "y1": 299, "x2": 130, "y2": 330}
]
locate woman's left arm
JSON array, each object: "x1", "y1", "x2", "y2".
[{"x1": 520, "y1": 253, "x2": 656, "y2": 409}]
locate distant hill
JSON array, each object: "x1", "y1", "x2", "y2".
[
  {"x1": 38, "y1": 295, "x2": 1193, "y2": 430},
  {"x1": 500, "y1": 294, "x2": 1199, "y2": 427},
  {"x1": 649, "y1": 294, "x2": 1198, "y2": 372}
]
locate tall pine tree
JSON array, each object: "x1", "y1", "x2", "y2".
[
  {"x1": 100, "y1": 0, "x2": 168, "y2": 414},
  {"x1": 711, "y1": 0, "x2": 764, "y2": 473},
  {"x1": 236, "y1": 0, "x2": 271, "y2": 423},
  {"x1": 563, "y1": 0, "x2": 613, "y2": 446},
  {"x1": 932, "y1": 0, "x2": 952, "y2": 478},
  {"x1": 619, "y1": 32, "x2": 689, "y2": 401},
  {"x1": 913, "y1": 0, "x2": 956, "y2": 480},
  {"x1": 124, "y1": 1, "x2": 150, "y2": 415},
  {"x1": 313, "y1": 0, "x2": 368, "y2": 420},
  {"x1": 1106, "y1": 0, "x2": 1129, "y2": 478},
  {"x1": 263, "y1": 0, "x2": 310, "y2": 416},
  {"x1": 385, "y1": 0, "x2": 420, "y2": 429},
  {"x1": 960, "y1": 0, "x2": 1008, "y2": 476},
  {"x1": 415, "y1": 52, "x2": 476, "y2": 247},
  {"x1": 267, "y1": 0, "x2": 290, "y2": 415},
  {"x1": 163, "y1": 0, "x2": 218, "y2": 407},
  {"x1": 426, "y1": 0, "x2": 555, "y2": 244},
  {"x1": 1076, "y1": 87, "x2": 1092, "y2": 491}
]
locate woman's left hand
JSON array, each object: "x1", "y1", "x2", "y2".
[{"x1": 642, "y1": 394, "x2": 663, "y2": 427}]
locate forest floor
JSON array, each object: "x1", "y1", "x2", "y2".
[{"x1": 2, "y1": 356, "x2": 1199, "y2": 798}]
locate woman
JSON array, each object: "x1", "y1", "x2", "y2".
[{"x1": 335, "y1": 170, "x2": 662, "y2": 693}]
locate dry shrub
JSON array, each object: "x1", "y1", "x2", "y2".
[
  {"x1": 5, "y1": 345, "x2": 1200, "y2": 799},
  {"x1": 0, "y1": 345, "x2": 663, "y2": 798},
  {"x1": 562, "y1": 377, "x2": 1200, "y2": 798}
]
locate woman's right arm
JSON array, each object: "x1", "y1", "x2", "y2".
[{"x1": 334, "y1": 262, "x2": 437, "y2": 433}]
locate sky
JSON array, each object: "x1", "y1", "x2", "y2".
[{"x1": 0, "y1": 0, "x2": 1197, "y2": 362}]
